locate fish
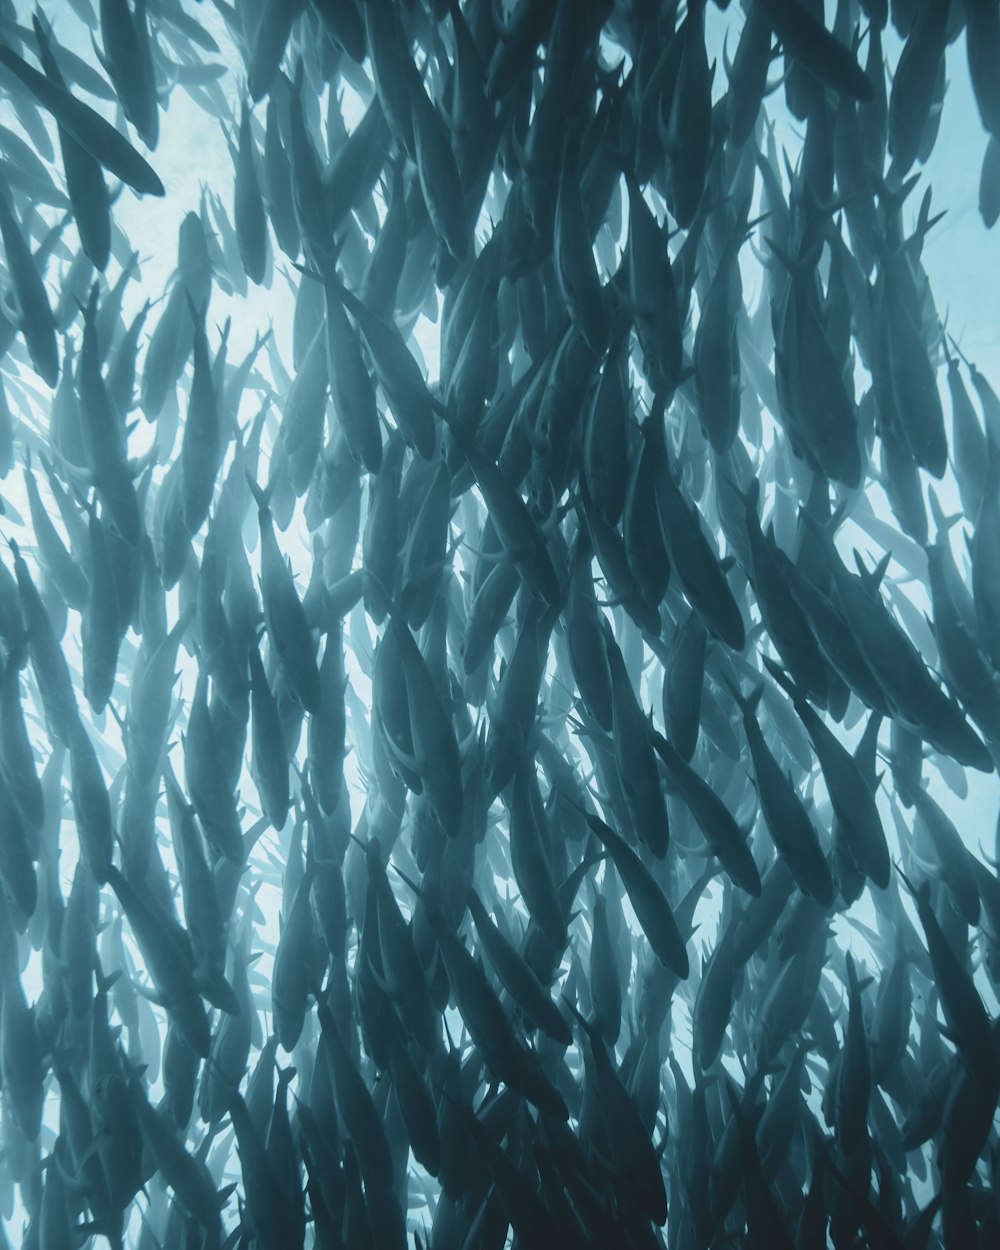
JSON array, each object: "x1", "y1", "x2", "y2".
[
  {"x1": 888, "y1": 0, "x2": 949, "y2": 177},
  {"x1": 756, "y1": 0, "x2": 873, "y2": 103},
  {"x1": 726, "y1": 676, "x2": 835, "y2": 906},
  {"x1": 247, "y1": 476, "x2": 321, "y2": 713},
  {"x1": 0, "y1": 33, "x2": 164, "y2": 194},
  {"x1": 0, "y1": 162, "x2": 58, "y2": 385},
  {"x1": 94, "y1": 0, "x2": 159, "y2": 149},
  {"x1": 652, "y1": 728, "x2": 762, "y2": 896},
  {"x1": 0, "y1": 4, "x2": 995, "y2": 1248},
  {"x1": 33, "y1": 11, "x2": 111, "y2": 273}
]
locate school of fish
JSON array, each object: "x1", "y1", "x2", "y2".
[{"x1": 0, "y1": 0, "x2": 999, "y2": 1245}]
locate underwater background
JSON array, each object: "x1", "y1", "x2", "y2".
[{"x1": 0, "y1": 0, "x2": 998, "y2": 1246}]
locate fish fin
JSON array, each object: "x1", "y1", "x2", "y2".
[
  {"x1": 853, "y1": 547, "x2": 891, "y2": 592},
  {"x1": 761, "y1": 655, "x2": 797, "y2": 699},
  {"x1": 926, "y1": 488, "x2": 963, "y2": 542},
  {"x1": 245, "y1": 472, "x2": 273, "y2": 515}
]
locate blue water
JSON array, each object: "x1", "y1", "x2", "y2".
[{"x1": 0, "y1": 1, "x2": 998, "y2": 1246}]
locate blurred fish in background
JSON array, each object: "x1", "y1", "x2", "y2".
[{"x1": 0, "y1": 0, "x2": 996, "y2": 1246}]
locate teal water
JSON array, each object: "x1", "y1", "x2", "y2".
[{"x1": 0, "y1": 2, "x2": 998, "y2": 1247}]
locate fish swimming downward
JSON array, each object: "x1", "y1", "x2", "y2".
[{"x1": 0, "y1": 0, "x2": 998, "y2": 1247}]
